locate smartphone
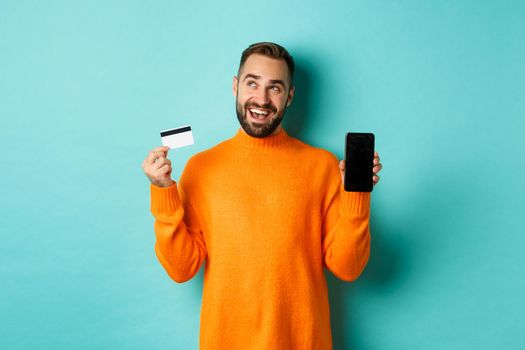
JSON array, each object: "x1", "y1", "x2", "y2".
[{"x1": 344, "y1": 132, "x2": 375, "y2": 192}]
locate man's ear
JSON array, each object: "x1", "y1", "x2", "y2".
[
  {"x1": 233, "y1": 76, "x2": 238, "y2": 97},
  {"x1": 286, "y1": 85, "x2": 295, "y2": 107}
]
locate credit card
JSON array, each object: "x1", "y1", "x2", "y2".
[{"x1": 160, "y1": 125, "x2": 194, "y2": 149}]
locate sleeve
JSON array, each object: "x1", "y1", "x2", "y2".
[
  {"x1": 149, "y1": 180, "x2": 208, "y2": 283},
  {"x1": 321, "y1": 159, "x2": 371, "y2": 282}
]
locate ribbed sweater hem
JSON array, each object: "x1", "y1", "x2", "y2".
[
  {"x1": 150, "y1": 182, "x2": 182, "y2": 213},
  {"x1": 339, "y1": 186, "x2": 371, "y2": 217}
]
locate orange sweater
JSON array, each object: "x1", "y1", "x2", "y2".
[{"x1": 150, "y1": 128, "x2": 371, "y2": 350}]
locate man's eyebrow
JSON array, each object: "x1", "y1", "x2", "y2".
[
  {"x1": 242, "y1": 74, "x2": 286, "y2": 87},
  {"x1": 269, "y1": 79, "x2": 285, "y2": 87},
  {"x1": 242, "y1": 74, "x2": 262, "y2": 81}
]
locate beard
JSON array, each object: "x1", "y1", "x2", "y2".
[{"x1": 236, "y1": 97, "x2": 288, "y2": 138}]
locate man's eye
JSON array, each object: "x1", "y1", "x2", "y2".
[
  {"x1": 271, "y1": 86, "x2": 280, "y2": 92},
  {"x1": 247, "y1": 81, "x2": 257, "y2": 87}
]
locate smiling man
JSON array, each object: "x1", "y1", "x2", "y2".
[
  {"x1": 234, "y1": 49, "x2": 294, "y2": 138},
  {"x1": 142, "y1": 42, "x2": 382, "y2": 350}
]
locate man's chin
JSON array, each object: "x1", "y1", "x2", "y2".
[
  {"x1": 241, "y1": 118, "x2": 282, "y2": 138},
  {"x1": 242, "y1": 125, "x2": 269, "y2": 138}
]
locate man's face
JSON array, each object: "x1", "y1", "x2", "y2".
[{"x1": 233, "y1": 54, "x2": 295, "y2": 138}]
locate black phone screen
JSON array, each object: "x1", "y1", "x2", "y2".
[{"x1": 344, "y1": 133, "x2": 375, "y2": 192}]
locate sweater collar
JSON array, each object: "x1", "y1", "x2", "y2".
[{"x1": 231, "y1": 127, "x2": 291, "y2": 150}]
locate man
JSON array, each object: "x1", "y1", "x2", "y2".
[{"x1": 142, "y1": 42, "x2": 382, "y2": 350}]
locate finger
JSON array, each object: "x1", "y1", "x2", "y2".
[
  {"x1": 152, "y1": 146, "x2": 170, "y2": 160},
  {"x1": 373, "y1": 175, "x2": 380, "y2": 184},
  {"x1": 153, "y1": 158, "x2": 170, "y2": 170},
  {"x1": 144, "y1": 151, "x2": 157, "y2": 166},
  {"x1": 152, "y1": 145, "x2": 170, "y2": 153},
  {"x1": 157, "y1": 163, "x2": 172, "y2": 176},
  {"x1": 373, "y1": 163, "x2": 382, "y2": 173},
  {"x1": 154, "y1": 148, "x2": 169, "y2": 158},
  {"x1": 339, "y1": 160, "x2": 345, "y2": 171},
  {"x1": 153, "y1": 149, "x2": 170, "y2": 163},
  {"x1": 145, "y1": 148, "x2": 168, "y2": 165}
]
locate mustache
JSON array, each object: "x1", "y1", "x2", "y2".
[{"x1": 245, "y1": 102, "x2": 277, "y2": 113}]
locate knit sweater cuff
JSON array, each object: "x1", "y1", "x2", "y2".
[
  {"x1": 339, "y1": 185, "x2": 371, "y2": 217},
  {"x1": 150, "y1": 182, "x2": 183, "y2": 214}
]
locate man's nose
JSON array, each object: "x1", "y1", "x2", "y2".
[{"x1": 255, "y1": 88, "x2": 270, "y2": 105}]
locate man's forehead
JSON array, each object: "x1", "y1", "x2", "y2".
[{"x1": 239, "y1": 54, "x2": 291, "y2": 83}]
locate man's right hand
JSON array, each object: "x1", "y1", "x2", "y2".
[{"x1": 142, "y1": 146, "x2": 175, "y2": 188}]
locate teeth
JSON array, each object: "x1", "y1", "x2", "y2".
[{"x1": 250, "y1": 108, "x2": 269, "y2": 115}]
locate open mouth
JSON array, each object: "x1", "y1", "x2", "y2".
[{"x1": 248, "y1": 108, "x2": 273, "y2": 123}]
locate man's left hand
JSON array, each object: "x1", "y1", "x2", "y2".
[{"x1": 339, "y1": 151, "x2": 382, "y2": 186}]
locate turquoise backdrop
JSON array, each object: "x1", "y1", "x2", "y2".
[{"x1": 1, "y1": 1, "x2": 523, "y2": 349}]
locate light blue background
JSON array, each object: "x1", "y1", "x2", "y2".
[{"x1": 1, "y1": 1, "x2": 523, "y2": 349}]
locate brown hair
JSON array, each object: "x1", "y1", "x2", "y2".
[{"x1": 238, "y1": 42, "x2": 295, "y2": 87}]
